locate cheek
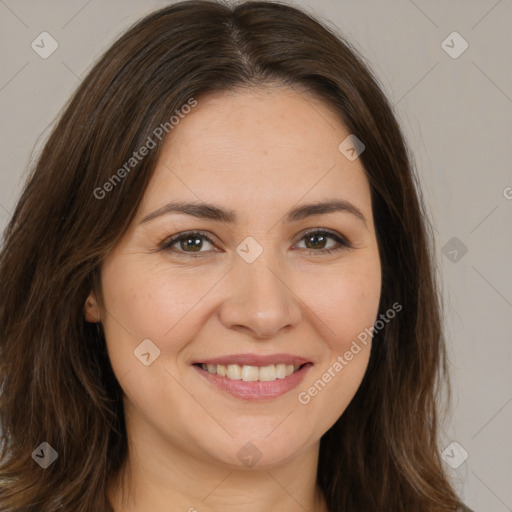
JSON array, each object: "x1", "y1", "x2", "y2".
[
  {"x1": 292, "y1": 258, "x2": 380, "y2": 427},
  {"x1": 98, "y1": 260, "x2": 215, "y2": 421},
  {"x1": 98, "y1": 257, "x2": 234, "y2": 391},
  {"x1": 302, "y1": 257, "x2": 382, "y2": 348},
  {"x1": 100, "y1": 258, "x2": 215, "y2": 339},
  {"x1": 296, "y1": 346, "x2": 371, "y2": 442}
]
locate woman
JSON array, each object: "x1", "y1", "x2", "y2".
[{"x1": 0, "y1": 1, "x2": 474, "y2": 510}]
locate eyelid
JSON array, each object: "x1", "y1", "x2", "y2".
[{"x1": 296, "y1": 227, "x2": 351, "y2": 246}]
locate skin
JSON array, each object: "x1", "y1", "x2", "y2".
[{"x1": 85, "y1": 84, "x2": 382, "y2": 512}]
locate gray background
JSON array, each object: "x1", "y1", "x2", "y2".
[{"x1": 0, "y1": 1, "x2": 511, "y2": 510}]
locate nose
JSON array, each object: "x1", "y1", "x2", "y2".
[{"x1": 218, "y1": 253, "x2": 302, "y2": 339}]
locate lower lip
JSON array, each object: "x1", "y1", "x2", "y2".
[{"x1": 193, "y1": 363, "x2": 313, "y2": 400}]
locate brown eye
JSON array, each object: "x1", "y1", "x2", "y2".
[
  {"x1": 303, "y1": 232, "x2": 332, "y2": 250},
  {"x1": 296, "y1": 229, "x2": 352, "y2": 255},
  {"x1": 161, "y1": 231, "x2": 216, "y2": 255}
]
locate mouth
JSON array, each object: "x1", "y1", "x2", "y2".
[
  {"x1": 195, "y1": 362, "x2": 307, "y2": 382},
  {"x1": 192, "y1": 358, "x2": 313, "y2": 400}
]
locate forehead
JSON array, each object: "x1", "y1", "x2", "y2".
[
  {"x1": 138, "y1": 85, "x2": 371, "y2": 223},
  {"x1": 165, "y1": 85, "x2": 346, "y2": 161}
]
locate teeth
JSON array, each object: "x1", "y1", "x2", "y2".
[
  {"x1": 259, "y1": 364, "x2": 276, "y2": 381},
  {"x1": 199, "y1": 363, "x2": 301, "y2": 381},
  {"x1": 227, "y1": 364, "x2": 241, "y2": 380},
  {"x1": 241, "y1": 365, "x2": 258, "y2": 382},
  {"x1": 275, "y1": 363, "x2": 288, "y2": 379}
]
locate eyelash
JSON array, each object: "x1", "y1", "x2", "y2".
[{"x1": 159, "y1": 229, "x2": 352, "y2": 258}]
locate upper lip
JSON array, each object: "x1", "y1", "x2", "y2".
[{"x1": 192, "y1": 353, "x2": 312, "y2": 367}]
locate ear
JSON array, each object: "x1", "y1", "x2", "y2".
[{"x1": 84, "y1": 291, "x2": 101, "y2": 323}]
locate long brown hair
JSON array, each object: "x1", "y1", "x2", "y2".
[{"x1": 0, "y1": 1, "x2": 463, "y2": 510}]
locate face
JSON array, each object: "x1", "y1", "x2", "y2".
[{"x1": 86, "y1": 85, "x2": 381, "y2": 469}]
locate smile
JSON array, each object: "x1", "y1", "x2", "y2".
[
  {"x1": 193, "y1": 360, "x2": 313, "y2": 400},
  {"x1": 197, "y1": 363, "x2": 302, "y2": 381}
]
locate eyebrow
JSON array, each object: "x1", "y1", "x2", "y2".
[{"x1": 140, "y1": 199, "x2": 368, "y2": 228}]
